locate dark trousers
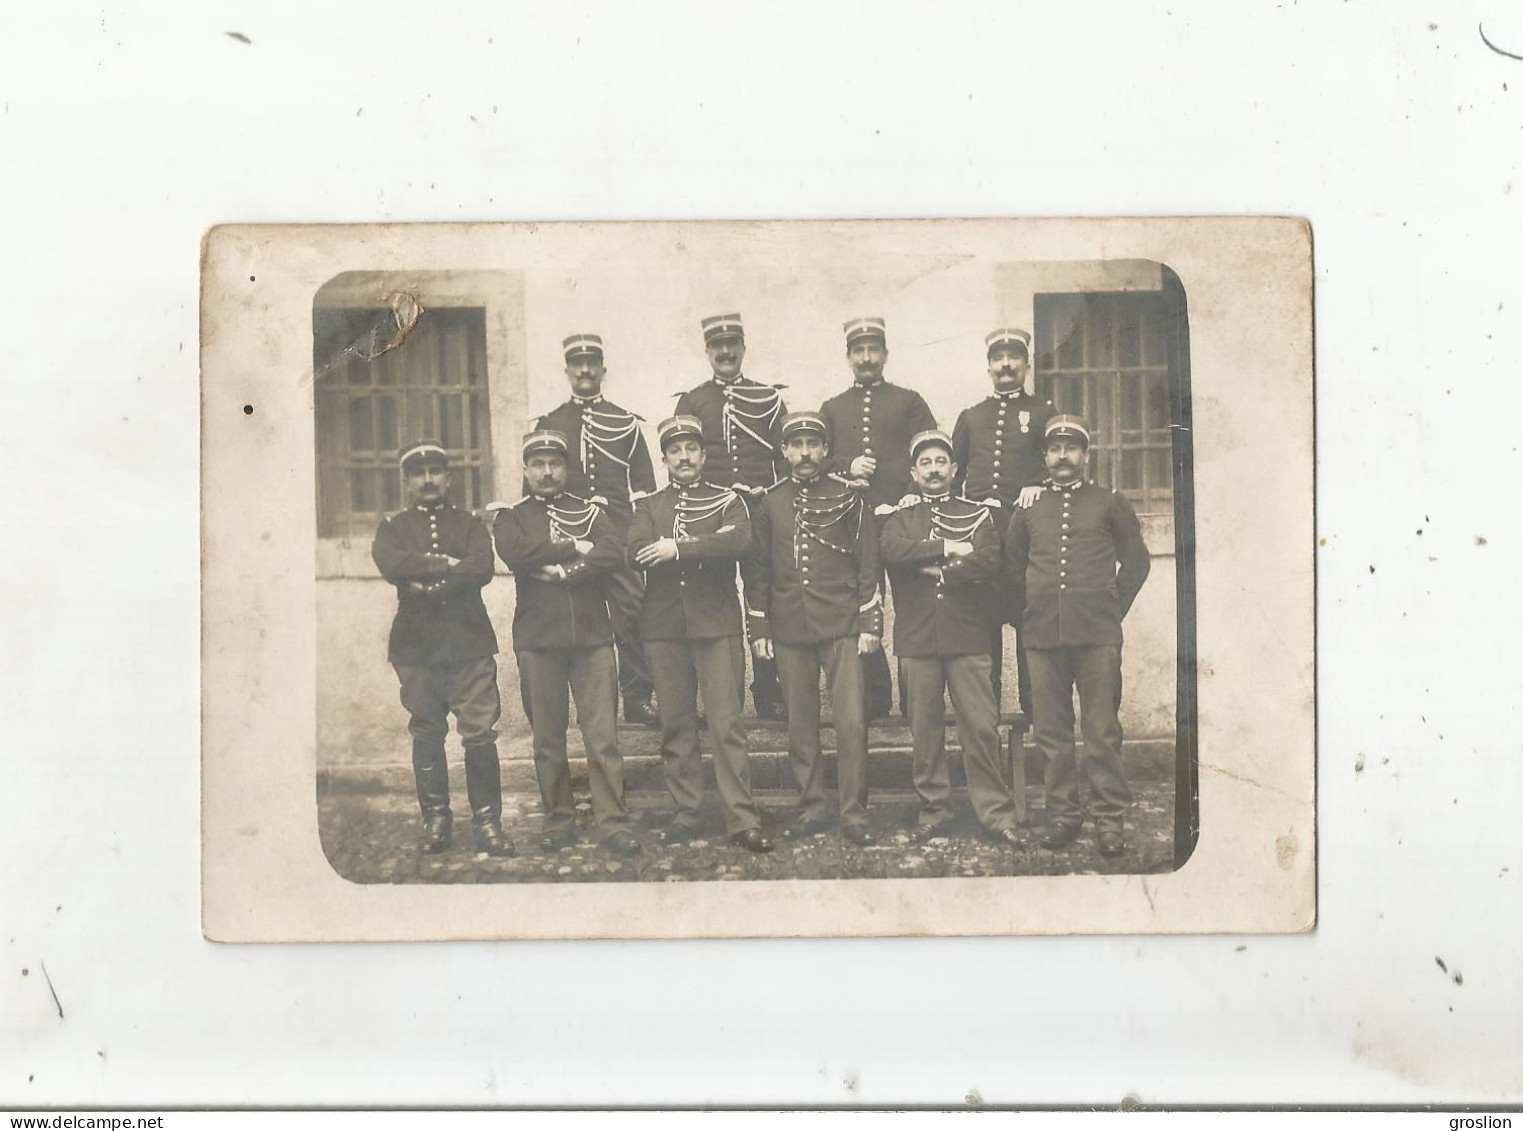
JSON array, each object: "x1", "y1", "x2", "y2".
[
  {"x1": 604, "y1": 508, "x2": 653, "y2": 706},
  {"x1": 393, "y1": 655, "x2": 504, "y2": 827},
  {"x1": 738, "y1": 565, "x2": 781, "y2": 713},
  {"x1": 902, "y1": 654, "x2": 1016, "y2": 832},
  {"x1": 864, "y1": 510, "x2": 898, "y2": 715},
  {"x1": 646, "y1": 636, "x2": 761, "y2": 836},
  {"x1": 1027, "y1": 644, "x2": 1131, "y2": 831},
  {"x1": 988, "y1": 619, "x2": 1034, "y2": 717},
  {"x1": 775, "y1": 636, "x2": 870, "y2": 828},
  {"x1": 517, "y1": 644, "x2": 630, "y2": 830}
]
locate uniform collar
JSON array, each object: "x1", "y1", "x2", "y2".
[
  {"x1": 674, "y1": 478, "x2": 707, "y2": 490},
  {"x1": 413, "y1": 502, "x2": 447, "y2": 512},
  {"x1": 854, "y1": 377, "x2": 885, "y2": 390},
  {"x1": 711, "y1": 373, "x2": 744, "y2": 388},
  {"x1": 793, "y1": 470, "x2": 824, "y2": 486},
  {"x1": 992, "y1": 389, "x2": 1028, "y2": 402},
  {"x1": 921, "y1": 491, "x2": 952, "y2": 503},
  {"x1": 1045, "y1": 477, "x2": 1085, "y2": 493},
  {"x1": 572, "y1": 393, "x2": 604, "y2": 406}
]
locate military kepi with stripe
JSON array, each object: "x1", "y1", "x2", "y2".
[
  {"x1": 1044, "y1": 414, "x2": 1090, "y2": 446},
  {"x1": 909, "y1": 428, "x2": 954, "y2": 460},
  {"x1": 562, "y1": 332, "x2": 604, "y2": 361},
  {"x1": 779, "y1": 410, "x2": 828, "y2": 442},
  {"x1": 657, "y1": 414, "x2": 705, "y2": 450},
  {"x1": 521, "y1": 428, "x2": 570, "y2": 461},
  {"x1": 843, "y1": 316, "x2": 887, "y2": 346},
  {"x1": 700, "y1": 313, "x2": 744, "y2": 344},
  {"x1": 399, "y1": 439, "x2": 447, "y2": 469},
  {"x1": 985, "y1": 327, "x2": 1032, "y2": 356}
]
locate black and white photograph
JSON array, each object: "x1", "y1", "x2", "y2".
[
  {"x1": 308, "y1": 250, "x2": 1196, "y2": 886},
  {"x1": 201, "y1": 217, "x2": 1312, "y2": 940}
]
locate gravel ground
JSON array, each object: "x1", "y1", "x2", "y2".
[{"x1": 318, "y1": 760, "x2": 1178, "y2": 884}]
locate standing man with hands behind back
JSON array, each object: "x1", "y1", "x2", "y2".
[
  {"x1": 534, "y1": 332, "x2": 660, "y2": 726},
  {"x1": 820, "y1": 316, "x2": 938, "y2": 718},
  {"x1": 673, "y1": 313, "x2": 789, "y2": 719},
  {"x1": 952, "y1": 327, "x2": 1056, "y2": 713}
]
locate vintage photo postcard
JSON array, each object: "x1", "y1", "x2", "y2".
[{"x1": 201, "y1": 217, "x2": 1314, "y2": 940}]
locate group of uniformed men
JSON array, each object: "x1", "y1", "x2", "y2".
[{"x1": 371, "y1": 313, "x2": 1151, "y2": 862}]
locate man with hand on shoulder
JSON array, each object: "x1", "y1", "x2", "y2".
[
  {"x1": 820, "y1": 316, "x2": 938, "y2": 719},
  {"x1": 673, "y1": 313, "x2": 789, "y2": 718},
  {"x1": 951, "y1": 327, "x2": 1056, "y2": 713}
]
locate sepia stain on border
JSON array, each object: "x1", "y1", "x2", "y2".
[
  {"x1": 225, "y1": 31, "x2": 252, "y2": 45},
  {"x1": 1275, "y1": 831, "x2": 1298, "y2": 870}
]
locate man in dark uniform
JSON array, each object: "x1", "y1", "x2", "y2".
[
  {"x1": 951, "y1": 327, "x2": 1057, "y2": 713},
  {"x1": 880, "y1": 429, "x2": 1022, "y2": 846},
  {"x1": 820, "y1": 316, "x2": 938, "y2": 718},
  {"x1": 534, "y1": 332, "x2": 659, "y2": 726},
  {"x1": 748, "y1": 411, "x2": 884, "y2": 846},
  {"x1": 371, "y1": 439, "x2": 514, "y2": 857},
  {"x1": 628, "y1": 414, "x2": 773, "y2": 853},
  {"x1": 1004, "y1": 415, "x2": 1151, "y2": 858},
  {"x1": 673, "y1": 312, "x2": 789, "y2": 718},
  {"x1": 491, "y1": 429, "x2": 641, "y2": 857}
]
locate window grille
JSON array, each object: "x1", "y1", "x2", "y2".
[
  {"x1": 313, "y1": 306, "x2": 493, "y2": 538},
  {"x1": 1034, "y1": 291, "x2": 1174, "y2": 515}
]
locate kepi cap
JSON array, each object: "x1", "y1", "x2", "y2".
[
  {"x1": 779, "y1": 411, "x2": 828, "y2": 443},
  {"x1": 985, "y1": 327, "x2": 1032, "y2": 357},
  {"x1": 701, "y1": 313, "x2": 745, "y2": 344},
  {"x1": 657, "y1": 414, "x2": 705, "y2": 450},
  {"x1": 909, "y1": 428, "x2": 954, "y2": 460},
  {"x1": 562, "y1": 333, "x2": 604, "y2": 361},
  {"x1": 843, "y1": 316, "x2": 887, "y2": 347},
  {"x1": 521, "y1": 429, "x2": 570, "y2": 461},
  {"x1": 399, "y1": 439, "x2": 447, "y2": 469},
  {"x1": 1044, "y1": 414, "x2": 1090, "y2": 446}
]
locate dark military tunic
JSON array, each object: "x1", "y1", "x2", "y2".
[
  {"x1": 627, "y1": 482, "x2": 752, "y2": 641},
  {"x1": 534, "y1": 396, "x2": 657, "y2": 514},
  {"x1": 490, "y1": 493, "x2": 623, "y2": 651},
  {"x1": 372, "y1": 503, "x2": 499, "y2": 665},
  {"x1": 1003, "y1": 479, "x2": 1151, "y2": 648},
  {"x1": 878, "y1": 494, "x2": 1002, "y2": 658},
  {"x1": 951, "y1": 391, "x2": 1057, "y2": 505},
  {"x1": 673, "y1": 377, "x2": 789, "y2": 491},
  {"x1": 819, "y1": 380, "x2": 938, "y2": 510},
  {"x1": 746, "y1": 473, "x2": 884, "y2": 645}
]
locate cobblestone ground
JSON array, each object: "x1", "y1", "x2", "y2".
[{"x1": 319, "y1": 763, "x2": 1178, "y2": 884}]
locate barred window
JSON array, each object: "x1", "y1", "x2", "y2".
[
  {"x1": 313, "y1": 305, "x2": 494, "y2": 539},
  {"x1": 1035, "y1": 291, "x2": 1175, "y2": 515}
]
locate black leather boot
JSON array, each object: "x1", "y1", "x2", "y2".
[
  {"x1": 412, "y1": 739, "x2": 453, "y2": 854},
  {"x1": 464, "y1": 742, "x2": 514, "y2": 857}
]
